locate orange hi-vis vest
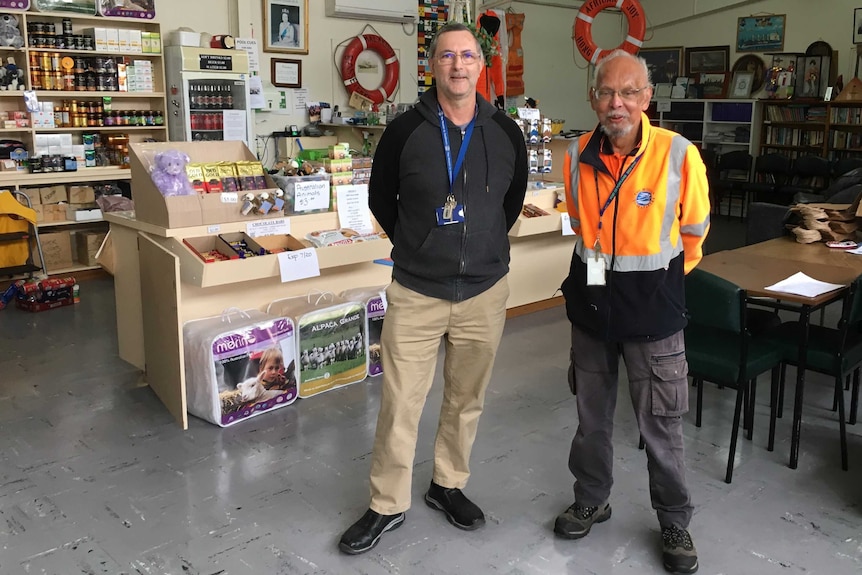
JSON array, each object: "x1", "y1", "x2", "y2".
[
  {"x1": 560, "y1": 114, "x2": 711, "y2": 341},
  {"x1": 505, "y1": 12, "x2": 525, "y2": 97}
]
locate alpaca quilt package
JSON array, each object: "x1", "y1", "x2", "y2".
[
  {"x1": 268, "y1": 294, "x2": 367, "y2": 397},
  {"x1": 183, "y1": 310, "x2": 297, "y2": 427},
  {"x1": 340, "y1": 285, "x2": 388, "y2": 377}
]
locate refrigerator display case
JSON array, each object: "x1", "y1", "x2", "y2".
[{"x1": 164, "y1": 46, "x2": 253, "y2": 145}]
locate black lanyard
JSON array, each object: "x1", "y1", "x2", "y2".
[
  {"x1": 438, "y1": 105, "x2": 476, "y2": 196},
  {"x1": 594, "y1": 154, "x2": 642, "y2": 244}
]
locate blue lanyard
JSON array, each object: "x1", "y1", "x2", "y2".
[
  {"x1": 595, "y1": 154, "x2": 642, "y2": 236},
  {"x1": 438, "y1": 105, "x2": 476, "y2": 196}
]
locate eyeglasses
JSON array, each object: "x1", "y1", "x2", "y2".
[
  {"x1": 593, "y1": 87, "x2": 649, "y2": 102},
  {"x1": 436, "y1": 50, "x2": 480, "y2": 65}
]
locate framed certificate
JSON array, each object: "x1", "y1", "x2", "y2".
[{"x1": 271, "y1": 58, "x2": 302, "y2": 88}]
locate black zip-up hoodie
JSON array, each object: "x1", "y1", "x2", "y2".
[{"x1": 369, "y1": 88, "x2": 528, "y2": 302}]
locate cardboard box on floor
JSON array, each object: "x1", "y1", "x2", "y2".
[
  {"x1": 130, "y1": 141, "x2": 283, "y2": 229},
  {"x1": 39, "y1": 231, "x2": 74, "y2": 271}
]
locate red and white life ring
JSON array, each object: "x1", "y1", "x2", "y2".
[
  {"x1": 573, "y1": 0, "x2": 646, "y2": 65},
  {"x1": 340, "y1": 34, "x2": 399, "y2": 107}
]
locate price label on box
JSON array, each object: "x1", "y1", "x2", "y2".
[
  {"x1": 277, "y1": 248, "x2": 321, "y2": 282},
  {"x1": 247, "y1": 218, "x2": 290, "y2": 238},
  {"x1": 294, "y1": 180, "x2": 330, "y2": 212}
]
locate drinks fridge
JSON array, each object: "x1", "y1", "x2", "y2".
[{"x1": 164, "y1": 46, "x2": 253, "y2": 145}]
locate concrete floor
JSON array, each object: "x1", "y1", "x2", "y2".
[{"x1": 1, "y1": 275, "x2": 860, "y2": 575}]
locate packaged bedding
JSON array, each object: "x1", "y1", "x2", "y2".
[{"x1": 183, "y1": 309, "x2": 297, "y2": 427}]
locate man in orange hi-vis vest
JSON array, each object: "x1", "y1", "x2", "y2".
[{"x1": 554, "y1": 50, "x2": 710, "y2": 575}]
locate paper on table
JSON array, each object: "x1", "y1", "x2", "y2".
[{"x1": 764, "y1": 272, "x2": 846, "y2": 298}]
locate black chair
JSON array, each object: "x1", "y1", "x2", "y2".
[
  {"x1": 684, "y1": 268, "x2": 783, "y2": 483},
  {"x1": 831, "y1": 157, "x2": 862, "y2": 183},
  {"x1": 699, "y1": 148, "x2": 720, "y2": 213},
  {"x1": 778, "y1": 155, "x2": 832, "y2": 200},
  {"x1": 744, "y1": 153, "x2": 792, "y2": 205},
  {"x1": 762, "y1": 275, "x2": 862, "y2": 472},
  {"x1": 713, "y1": 150, "x2": 753, "y2": 219}
]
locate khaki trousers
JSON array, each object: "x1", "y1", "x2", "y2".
[{"x1": 369, "y1": 277, "x2": 509, "y2": 515}]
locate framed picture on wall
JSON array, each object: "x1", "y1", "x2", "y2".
[
  {"x1": 263, "y1": 0, "x2": 308, "y2": 54},
  {"x1": 736, "y1": 15, "x2": 786, "y2": 52},
  {"x1": 855, "y1": 8, "x2": 862, "y2": 44},
  {"x1": 637, "y1": 47, "x2": 684, "y2": 84},
  {"x1": 271, "y1": 58, "x2": 302, "y2": 88},
  {"x1": 685, "y1": 46, "x2": 730, "y2": 77}
]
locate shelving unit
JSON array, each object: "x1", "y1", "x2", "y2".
[
  {"x1": 648, "y1": 99, "x2": 759, "y2": 156},
  {"x1": 0, "y1": 11, "x2": 166, "y2": 279},
  {"x1": 758, "y1": 99, "x2": 828, "y2": 159}
]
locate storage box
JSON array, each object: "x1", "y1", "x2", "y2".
[
  {"x1": 168, "y1": 29, "x2": 201, "y2": 47},
  {"x1": 65, "y1": 204, "x2": 102, "y2": 221},
  {"x1": 130, "y1": 141, "x2": 282, "y2": 228},
  {"x1": 68, "y1": 185, "x2": 95, "y2": 204},
  {"x1": 39, "y1": 231, "x2": 74, "y2": 270},
  {"x1": 75, "y1": 231, "x2": 107, "y2": 266},
  {"x1": 39, "y1": 184, "x2": 67, "y2": 204}
]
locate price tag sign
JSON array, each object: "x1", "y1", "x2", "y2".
[
  {"x1": 561, "y1": 213, "x2": 576, "y2": 236},
  {"x1": 517, "y1": 107, "x2": 541, "y2": 120},
  {"x1": 220, "y1": 192, "x2": 238, "y2": 204},
  {"x1": 277, "y1": 248, "x2": 321, "y2": 283},
  {"x1": 246, "y1": 218, "x2": 290, "y2": 238},
  {"x1": 294, "y1": 180, "x2": 331, "y2": 212},
  {"x1": 656, "y1": 100, "x2": 671, "y2": 112},
  {"x1": 207, "y1": 224, "x2": 221, "y2": 234}
]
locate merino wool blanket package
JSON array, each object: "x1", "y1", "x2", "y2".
[{"x1": 183, "y1": 310, "x2": 297, "y2": 426}]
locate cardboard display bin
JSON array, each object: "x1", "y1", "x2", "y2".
[{"x1": 130, "y1": 141, "x2": 283, "y2": 229}]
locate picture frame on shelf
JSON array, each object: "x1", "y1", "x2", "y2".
[
  {"x1": 736, "y1": 14, "x2": 786, "y2": 52},
  {"x1": 854, "y1": 8, "x2": 862, "y2": 44},
  {"x1": 730, "y1": 71, "x2": 754, "y2": 98},
  {"x1": 637, "y1": 46, "x2": 683, "y2": 84},
  {"x1": 731, "y1": 54, "x2": 767, "y2": 94},
  {"x1": 795, "y1": 55, "x2": 831, "y2": 99},
  {"x1": 270, "y1": 58, "x2": 302, "y2": 88},
  {"x1": 672, "y1": 77, "x2": 690, "y2": 99},
  {"x1": 699, "y1": 72, "x2": 729, "y2": 99},
  {"x1": 686, "y1": 46, "x2": 730, "y2": 77},
  {"x1": 654, "y1": 83, "x2": 672, "y2": 99},
  {"x1": 263, "y1": 0, "x2": 308, "y2": 54}
]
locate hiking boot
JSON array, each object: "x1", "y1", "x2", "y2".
[
  {"x1": 662, "y1": 525, "x2": 699, "y2": 574},
  {"x1": 553, "y1": 502, "x2": 611, "y2": 539},
  {"x1": 425, "y1": 481, "x2": 485, "y2": 530},
  {"x1": 338, "y1": 509, "x2": 405, "y2": 555}
]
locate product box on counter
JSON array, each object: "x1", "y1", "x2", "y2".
[{"x1": 130, "y1": 141, "x2": 282, "y2": 229}]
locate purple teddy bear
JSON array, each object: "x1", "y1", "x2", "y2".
[{"x1": 151, "y1": 149, "x2": 195, "y2": 197}]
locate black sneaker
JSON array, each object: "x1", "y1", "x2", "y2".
[
  {"x1": 662, "y1": 525, "x2": 698, "y2": 574},
  {"x1": 424, "y1": 481, "x2": 485, "y2": 530},
  {"x1": 338, "y1": 509, "x2": 405, "y2": 555},
  {"x1": 553, "y1": 502, "x2": 611, "y2": 539}
]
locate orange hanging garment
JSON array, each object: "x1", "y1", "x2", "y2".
[
  {"x1": 477, "y1": 11, "x2": 505, "y2": 106},
  {"x1": 505, "y1": 12, "x2": 525, "y2": 97}
]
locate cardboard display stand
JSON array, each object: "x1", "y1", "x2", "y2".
[{"x1": 130, "y1": 141, "x2": 284, "y2": 228}]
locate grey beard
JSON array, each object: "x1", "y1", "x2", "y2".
[{"x1": 600, "y1": 122, "x2": 633, "y2": 139}]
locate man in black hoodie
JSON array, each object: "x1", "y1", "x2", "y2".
[{"x1": 339, "y1": 22, "x2": 527, "y2": 555}]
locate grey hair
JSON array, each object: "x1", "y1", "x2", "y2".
[
  {"x1": 428, "y1": 21, "x2": 483, "y2": 59},
  {"x1": 592, "y1": 49, "x2": 652, "y2": 90}
]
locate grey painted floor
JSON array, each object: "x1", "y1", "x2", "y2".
[{"x1": 1, "y1": 274, "x2": 860, "y2": 575}]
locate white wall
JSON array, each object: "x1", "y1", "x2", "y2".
[{"x1": 158, "y1": 0, "x2": 862, "y2": 148}]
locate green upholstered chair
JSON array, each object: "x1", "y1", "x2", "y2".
[
  {"x1": 762, "y1": 275, "x2": 862, "y2": 472},
  {"x1": 684, "y1": 268, "x2": 783, "y2": 483}
]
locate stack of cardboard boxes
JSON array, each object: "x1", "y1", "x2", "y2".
[{"x1": 14, "y1": 185, "x2": 105, "y2": 272}]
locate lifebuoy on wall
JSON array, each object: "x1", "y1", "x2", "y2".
[
  {"x1": 340, "y1": 34, "x2": 399, "y2": 108},
  {"x1": 573, "y1": 0, "x2": 646, "y2": 65}
]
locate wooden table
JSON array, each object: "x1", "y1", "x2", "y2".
[{"x1": 699, "y1": 238, "x2": 862, "y2": 469}]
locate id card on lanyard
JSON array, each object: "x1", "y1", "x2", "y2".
[
  {"x1": 437, "y1": 105, "x2": 475, "y2": 226},
  {"x1": 588, "y1": 154, "x2": 642, "y2": 286}
]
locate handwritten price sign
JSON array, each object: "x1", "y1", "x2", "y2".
[
  {"x1": 277, "y1": 248, "x2": 321, "y2": 282},
  {"x1": 293, "y1": 180, "x2": 330, "y2": 212}
]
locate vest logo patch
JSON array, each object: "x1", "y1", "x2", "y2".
[{"x1": 635, "y1": 190, "x2": 653, "y2": 208}]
